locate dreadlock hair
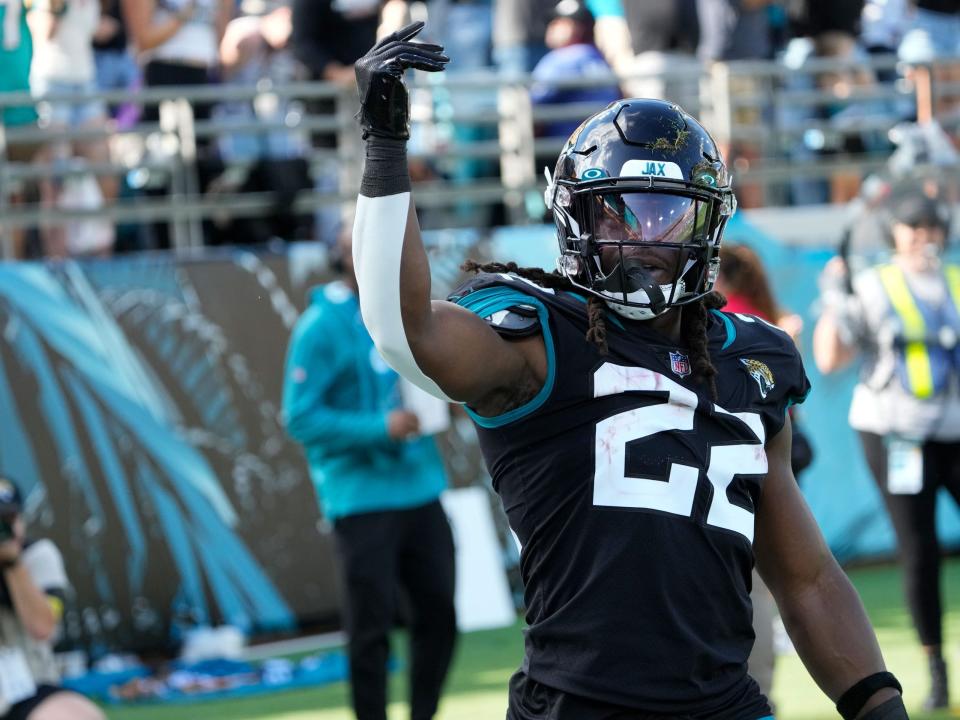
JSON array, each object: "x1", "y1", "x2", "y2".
[
  {"x1": 681, "y1": 290, "x2": 726, "y2": 399},
  {"x1": 461, "y1": 260, "x2": 726, "y2": 398}
]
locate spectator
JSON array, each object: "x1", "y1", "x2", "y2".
[
  {"x1": 583, "y1": 0, "x2": 632, "y2": 71},
  {"x1": 779, "y1": 0, "x2": 892, "y2": 205},
  {"x1": 291, "y1": 0, "x2": 383, "y2": 86},
  {"x1": 1, "y1": 0, "x2": 37, "y2": 136},
  {"x1": 207, "y1": 5, "x2": 313, "y2": 246},
  {"x1": 621, "y1": 0, "x2": 699, "y2": 56},
  {"x1": 217, "y1": 3, "x2": 306, "y2": 161},
  {"x1": 420, "y1": 0, "x2": 496, "y2": 227},
  {"x1": 529, "y1": 0, "x2": 621, "y2": 140},
  {"x1": 121, "y1": 0, "x2": 234, "y2": 125},
  {"x1": 290, "y1": 0, "x2": 405, "y2": 246},
  {"x1": 697, "y1": 0, "x2": 778, "y2": 209},
  {"x1": 617, "y1": 0, "x2": 700, "y2": 108},
  {"x1": 491, "y1": 0, "x2": 555, "y2": 75},
  {"x1": 697, "y1": 0, "x2": 776, "y2": 62},
  {"x1": 282, "y1": 228, "x2": 457, "y2": 720},
  {"x1": 92, "y1": 0, "x2": 139, "y2": 125},
  {"x1": 717, "y1": 243, "x2": 804, "y2": 347},
  {"x1": 120, "y1": 0, "x2": 232, "y2": 251},
  {"x1": 0, "y1": 477, "x2": 105, "y2": 720},
  {"x1": 898, "y1": 0, "x2": 960, "y2": 63},
  {"x1": 859, "y1": 0, "x2": 907, "y2": 99},
  {"x1": 425, "y1": 0, "x2": 492, "y2": 73},
  {"x1": 860, "y1": 0, "x2": 908, "y2": 58},
  {"x1": 898, "y1": 1, "x2": 960, "y2": 127},
  {"x1": 814, "y1": 180, "x2": 959, "y2": 710},
  {"x1": 1, "y1": 0, "x2": 40, "y2": 259},
  {"x1": 28, "y1": 0, "x2": 117, "y2": 257},
  {"x1": 789, "y1": 0, "x2": 866, "y2": 40}
]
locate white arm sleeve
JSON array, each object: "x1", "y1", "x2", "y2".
[{"x1": 353, "y1": 192, "x2": 456, "y2": 402}]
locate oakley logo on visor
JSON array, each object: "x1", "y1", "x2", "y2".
[{"x1": 620, "y1": 159, "x2": 684, "y2": 180}]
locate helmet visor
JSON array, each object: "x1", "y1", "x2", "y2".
[{"x1": 591, "y1": 191, "x2": 713, "y2": 246}]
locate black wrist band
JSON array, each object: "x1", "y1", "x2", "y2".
[
  {"x1": 0, "y1": 556, "x2": 20, "y2": 571},
  {"x1": 359, "y1": 137, "x2": 410, "y2": 198},
  {"x1": 837, "y1": 672, "x2": 903, "y2": 720}
]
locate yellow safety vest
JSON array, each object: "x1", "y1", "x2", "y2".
[{"x1": 877, "y1": 263, "x2": 960, "y2": 399}]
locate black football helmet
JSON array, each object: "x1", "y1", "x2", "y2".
[{"x1": 547, "y1": 98, "x2": 736, "y2": 319}]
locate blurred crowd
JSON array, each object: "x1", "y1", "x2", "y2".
[{"x1": 0, "y1": 0, "x2": 958, "y2": 259}]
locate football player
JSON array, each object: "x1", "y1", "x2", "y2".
[{"x1": 351, "y1": 23, "x2": 909, "y2": 720}]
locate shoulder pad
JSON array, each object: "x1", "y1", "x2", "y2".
[
  {"x1": 450, "y1": 272, "x2": 546, "y2": 338},
  {"x1": 449, "y1": 271, "x2": 557, "y2": 302},
  {"x1": 484, "y1": 305, "x2": 541, "y2": 337},
  {"x1": 710, "y1": 309, "x2": 792, "y2": 352}
]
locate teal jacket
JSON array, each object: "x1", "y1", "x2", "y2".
[{"x1": 282, "y1": 282, "x2": 447, "y2": 520}]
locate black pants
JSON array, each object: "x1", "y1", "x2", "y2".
[
  {"x1": 506, "y1": 671, "x2": 772, "y2": 720},
  {"x1": 333, "y1": 500, "x2": 457, "y2": 720},
  {"x1": 142, "y1": 61, "x2": 213, "y2": 124},
  {"x1": 859, "y1": 432, "x2": 960, "y2": 647},
  {"x1": 2, "y1": 685, "x2": 63, "y2": 720}
]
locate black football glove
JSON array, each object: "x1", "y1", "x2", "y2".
[{"x1": 354, "y1": 21, "x2": 449, "y2": 141}]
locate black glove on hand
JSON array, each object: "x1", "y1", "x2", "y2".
[{"x1": 355, "y1": 21, "x2": 449, "y2": 141}]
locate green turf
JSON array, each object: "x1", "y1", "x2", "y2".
[{"x1": 105, "y1": 559, "x2": 960, "y2": 719}]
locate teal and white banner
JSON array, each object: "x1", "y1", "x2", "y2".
[{"x1": 0, "y1": 247, "x2": 335, "y2": 654}]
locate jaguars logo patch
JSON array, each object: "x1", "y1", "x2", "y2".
[{"x1": 740, "y1": 358, "x2": 775, "y2": 399}]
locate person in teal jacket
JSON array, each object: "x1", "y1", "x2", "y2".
[
  {"x1": 0, "y1": 0, "x2": 37, "y2": 131},
  {"x1": 282, "y1": 236, "x2": 456, "y2": 720}
]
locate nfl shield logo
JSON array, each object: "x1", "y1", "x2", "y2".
[{"x1": 669, "y1": 351, "x2": 691, "y2": 378}]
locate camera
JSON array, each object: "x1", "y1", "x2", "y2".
[{"x1": 0, "y1": 477, "x2": 22, "y2": 541}]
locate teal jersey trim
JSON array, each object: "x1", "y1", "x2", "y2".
[
  {"x1": 711, "y1": 308, "x2": 736, "y2": 349},
  {"x1": 604, "y1": 308, "x2": 625, "y2": 330},
  {"x1": 454, "y1": 286, "x2": 557, "y2": 428},
  {"x1": 786, "y1": 386, "x2": 811, "y2": 408},
  {"x1": 564, "y1": 291, "x2": 625, "y2": 330}
]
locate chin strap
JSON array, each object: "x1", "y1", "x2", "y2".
[{"x1": 601, "y1": 263, "x2": 666, "y2": 316}]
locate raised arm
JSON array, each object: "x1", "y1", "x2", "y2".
[
  {"x1": 755, "y1": 414, "x2": 907, "y2": 719},
  {"x1": 813, "y1": 256, "x2": 861, "y2": 374},
  {"x1": 352, "y1": 22, "x2": 545, "y2": 410}
]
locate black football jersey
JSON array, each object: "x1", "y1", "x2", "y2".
[{"x1": 450, "y1": 272, "x2": 810, "y2": 717}]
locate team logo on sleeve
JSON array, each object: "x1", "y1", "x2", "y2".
[
  {"x1": 740, "y1": 358, "x2": 775, "y2": 399},
  {"x1": 669, "y1": 351, "x2": 691, "y2": 378}
]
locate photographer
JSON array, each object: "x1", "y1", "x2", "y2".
[
  {"x1": 0, "y1": 478, "x2": 104, "y2": 720},
  {"x1": 814, "y1": 182, "x2": 960, "y2": 710}
]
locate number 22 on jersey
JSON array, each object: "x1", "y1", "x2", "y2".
[{"x1": 593, "y1": 363, "x2": 767, "y2": 543}]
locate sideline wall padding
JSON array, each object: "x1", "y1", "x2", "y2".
[{"x1": 0, "y1": 249, "x2": 335, "y2": 653}]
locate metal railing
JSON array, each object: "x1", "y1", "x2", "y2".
[{"x1": 0, "y1": 53, "x2": 957, "y2": 258}]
